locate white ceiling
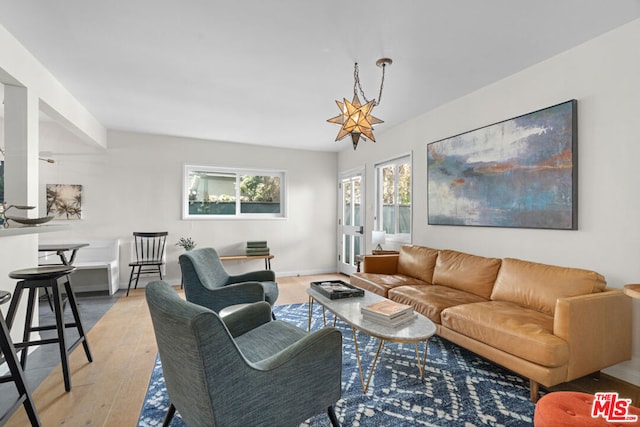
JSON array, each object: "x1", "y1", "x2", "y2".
[{"x1": 1, "y1": 1, "x2": 639, "y2": 152}]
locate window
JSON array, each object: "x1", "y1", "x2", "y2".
[
  {"x1": 375, "y1": 154, "x2": 411, "y2": 242},
  {"x1": 0, "y1": 158, "x2": 3, "y2": 204},
  {"x1": 183, "y1": 165, "x2": 286, "y2": 219}
]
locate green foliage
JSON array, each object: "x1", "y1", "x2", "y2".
[
  {"x1": 382, "y1": 163, "x2": 411, "y2": 205},
  {"x1": 240, "y1": 175, "x2": 280, "y2": 202},
  {"x1": 176, "y1": 237, "x2": 197, "y2": 251}
]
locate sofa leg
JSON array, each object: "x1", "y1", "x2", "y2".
[{"x1": 530, "y1": 380, "x2": 539, "y2": 403}]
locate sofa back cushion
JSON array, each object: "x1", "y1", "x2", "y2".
[
  {"x1": 432, "y1": 250, "x2": 502, "y2": 299},
  {"x1": 490, "y1": 258, "x2": 607, "y2": 315},
  {"x1": 397, "y1": 245, "x2": 439, "y2": 284}
]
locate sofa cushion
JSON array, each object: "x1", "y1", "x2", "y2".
[
  {"x1": 441, "y1": 301, "x2": 569, "y2": 368},
  {"x1": 397, "y1": 245, "x2": 439, "y2": 284},
  {"x1": 432, "y1": 250, "x2": 502, "y2": 299},
  {"x1": 350, "y1": 273, "x2": 428, "y2": 298},
  {"x1": 490, "y1": 258, "x2": 607, "y2": 316},
  {"x1": 389, "y1": 284, "x2": 486, "y2": 324}
]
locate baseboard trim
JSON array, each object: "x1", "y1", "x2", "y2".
[
  {"x1": 603, "y1": 357, "x2": 640, "y2": 387},
  {"x1": 276, "y1": 268, "x2": 337, "y2": 277}
]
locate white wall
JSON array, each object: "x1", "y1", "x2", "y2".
[
  {"x1": 0, "y1": 24, "x2": 106, "y2": 148},
  {"x1": 338, "y1": 19, "x2": 640, "y2": 384},
  {"x1": 38, "y1": 127, "x2": 338, "y2": 284},
  {"x1": 0, "y1": 23, "x2": 106, "y2": 342}
]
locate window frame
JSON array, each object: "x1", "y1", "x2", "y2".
[
  {"x1": 374, "y1": 153, "x2": 412, "y2": 244},
  {"x1": 182, "y1": 164, "x2": 287, "y2": 220}
]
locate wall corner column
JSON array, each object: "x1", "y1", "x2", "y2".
[{"x1": 3, "y1": 84, "x2": 39, "y2": 211}]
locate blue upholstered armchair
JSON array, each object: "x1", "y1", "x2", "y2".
[
  {"x1": 179, "y1": 247, "x2": 278, "y2": 314},
  {"x1": 146, "y1": 280, "x2": 342, "y2": 427}
]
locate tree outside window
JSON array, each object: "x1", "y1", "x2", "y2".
[
  {"x1": 240, "y1": 175, "x2": 281, "y2": 214},
  {"x1": 377, "y1": 156, "x2": 411, "y2": 240},
  {"x1": 184, "y1": 165, "x2": 285, "y2": 218}
]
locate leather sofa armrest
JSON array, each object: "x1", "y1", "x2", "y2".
[
  {"x1": 363, "y1": 254, "x2": 399, "y2": 274},
  {"x1": 553, "y1": 289, "x2": 631, "y2": 380}
]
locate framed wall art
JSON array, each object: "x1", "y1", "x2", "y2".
[
  {"x1": 46, "y1": 184, "x2": 83, "y2": 220},
  {"x1": 427, "y1": 100, "x2": 577, "y2": 230}
]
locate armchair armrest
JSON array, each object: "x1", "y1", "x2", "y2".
[
  {"x1": 189, "y1": 281, "x2": 265, "y2": 313},
  {"x1": 228, "y1": 270, "x2": 275, "y2": 284},
  {"x1": 363, "y1": 254, "x2": 399, "y2": 274},
  {"x1": 223, "y1": 301, "x2": 273, "y2": 337},
  {"x1": 554, "y1": 289, "x2": 631, "y2": 380},
  {"x1": 255, "y1": 327, "x2": 342, "y2": 371},
  {"x1": 218, "y1": 327, "x2": 343, "y2": 422},
  {"x1": 253, "y1": 327, "x2": 343, "y2": 408}
]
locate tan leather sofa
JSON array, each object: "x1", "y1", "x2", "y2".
[{"x1": 350, "y1": 245, "x2": 632, "y2": 402}]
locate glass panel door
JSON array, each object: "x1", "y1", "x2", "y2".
[{"x1": 338, "y1": 169, "x2": 364, "y2": 275}]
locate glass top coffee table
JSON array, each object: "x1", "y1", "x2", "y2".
[{"x1": 306, "y1": 285, "x2": 437, "y2": 394}]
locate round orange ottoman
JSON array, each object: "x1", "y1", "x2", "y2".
[{"x1": 535, "y1": 391, "x2": 640, "y2": 426}]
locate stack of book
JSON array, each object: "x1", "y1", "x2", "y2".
[
  {"x1": 361, "y1": 300, "x2": 415, "y2": 327},
  {"x1": 246, "y1": 241, "x2": 270, "y2": 256}
]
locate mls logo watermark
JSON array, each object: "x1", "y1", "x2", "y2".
[{"x1": 591, "y1": 392, "x2": 639, "y2": 423}]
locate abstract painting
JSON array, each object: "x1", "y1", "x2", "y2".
[
  {"x1": 46, "y1": 184, "x2": 83, "y2": 220},
  {"x1": 427, "y1": 100, "x2": 577, "y2": 229}
]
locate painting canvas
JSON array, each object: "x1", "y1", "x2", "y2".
[
  {"x1": 46, "y1": 184, "x2": 83, "y2": 220},
  {"x1": 427, "y1": 100, "x2": 577, "y2": 229}
]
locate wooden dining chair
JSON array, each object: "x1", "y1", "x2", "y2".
[{"x1": 126, "y1": 232, "x2": 168, "y2": 296}]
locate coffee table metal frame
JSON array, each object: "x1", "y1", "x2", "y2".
[{"x1": 306, "y1": 286, "x2": 436, "y2": 394}]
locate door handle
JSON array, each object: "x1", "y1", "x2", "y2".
[{"x1": 356, "y1": 226, "x2": 364, "y2": 234}]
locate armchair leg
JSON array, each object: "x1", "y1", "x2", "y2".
[
  {"x1": 162, "y1": 402, "x2": 176, "y2": 427},
  {"x1": 327, "y1": 405, "x2": 340, "y2": 427}
]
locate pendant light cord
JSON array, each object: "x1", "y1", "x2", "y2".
[{"x1": 353, "y1": 62, "x2": 386, "y2": 106}]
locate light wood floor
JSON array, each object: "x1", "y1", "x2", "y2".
[
  {"x1": 6, "y1": 273, "x2": 342, "y2": 426},
  {"x1": 6, "y1": 272, "x2": 640, "y2": 425}
]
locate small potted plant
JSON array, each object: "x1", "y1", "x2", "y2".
[{"x1": 176, "y1": 237, "x2": 197, "y2": 251}]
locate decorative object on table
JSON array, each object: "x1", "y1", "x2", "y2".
[
  {"x1": 175, "y1": 237, "x2": 197, "y2": 251},
  {"x1": 140, "y1": 303, "x2": 538, "y2": 427},
  {"x1": 371, "y1": 250, "x2": 398, "y2": 255},
  {"x1": 310, "y1": 280, "x2": 364, "y2": 300},
  {"x1": 327, "y1": 58, "x2": 392, "y2": 150},
  {"x1": 371, "y1": 230, "x2": 386, "y2": 253},
  {"x1": 46, "y1": 184, "x2": 83, "y2": 220},
  {"x1": 361, "y1": 300, "x2": 415, "y2": 327},
  {"x1": 427, "y1": 100, "x2": 577, "y2": 230},
  {"x1": 246, "y1": 240, "x2": 269, "y2": 256},
  {"x1": 1, "y1": 203, "x2": 54, "y2": 228}
]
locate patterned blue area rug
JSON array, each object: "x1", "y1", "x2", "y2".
[{"x1": 139, "y1": 303, "x2": 536, "y2": 426}]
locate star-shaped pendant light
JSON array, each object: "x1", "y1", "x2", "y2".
[
  {"x1": 327, "y1": 58, "x2": 391, "y2": 150},
  {"x1": 327, "y1": 94, "x2": 383, "y2": 150}
]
